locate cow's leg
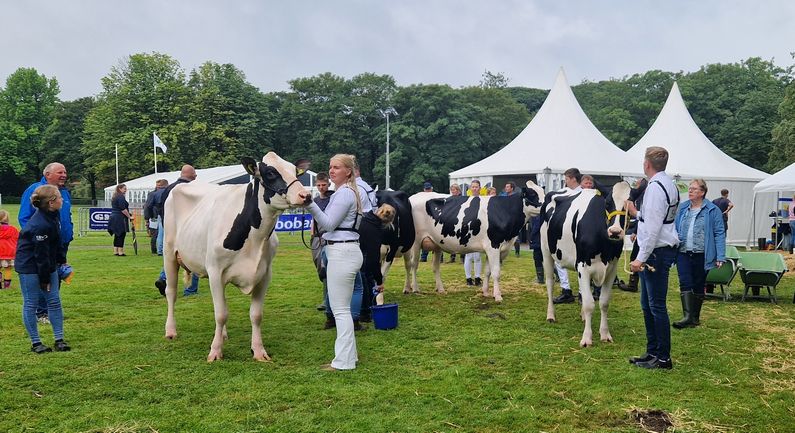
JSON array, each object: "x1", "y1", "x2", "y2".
[
  {"x1": 578, "y1": 264, "x2": 595, "y2": 347},
  {"x1": 405, "y1": 242, "x2": 421, "y2": 294},
  {"x1": 164, "y1": 251, "x2": 180, "y2": 340},
  {"x1": 485, "y1": 249, "x2": 504, "y2": 302},
  {"x1": 207, "y1": 273, "x2": 228, "y2": 362},
  {"x1": 432, "y1": 249, "x2": 445, "y2": 293},
  {"x1": 250, "y1": 274, "x2": 272, "y2": 362},
  {"x1": 542, "y1": 251, "x2": 556, "y2": 323},
  {"x1": 598, "y1": 264, "x2": 618, "y2": 343}
]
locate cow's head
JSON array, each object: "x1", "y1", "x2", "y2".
[
  {"x1": 521, "y1": 180, "x2": 545, "y2": 218},
  {"x1": 242, "y1": 152, "x2": 309, "y2": 209},
  {"x1": 606, "y1": 181, "x2": 632, "y2": 241}
]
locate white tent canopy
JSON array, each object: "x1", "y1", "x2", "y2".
[
  {"x1": 449, "y1": 68, "x2": 641, "y2": 189},
  {"x1": 626, "y1": 82, "x2": 771, "y2": 245},
  {"x1": 754, "y1": 160, "x2": 795, "y2": 193}
]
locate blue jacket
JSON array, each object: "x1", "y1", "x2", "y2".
[
  {"x1": 18, "y1": 177, "x2": 74, "y2": 246},
  {"x1": 674, "y1": 199, "x2": 726, "y2": 270},
  {"x1": 15, "y1": 209, "x2": 66, "y2": 285}
]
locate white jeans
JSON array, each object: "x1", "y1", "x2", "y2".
[
  {"x1": 464, "y1": 252, "x2": 481, "y2": 278},
  {"x1": 555, "y1": 263, "x2": 570, "y2": 290},
  {"x1": 325, "y1": 242, "x2": 363, "y2": 370}
]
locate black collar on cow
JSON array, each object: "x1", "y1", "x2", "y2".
[{"x1": 265, "y1": 177, "x2": 302, "y2": 197}]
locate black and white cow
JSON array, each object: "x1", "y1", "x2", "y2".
[
  {"x1": 163, "y1": 152, "x2": 308, "y2": 362},
  {"x1": 541, "y1": 182, "x2": 631, "y2": 347},
  {"x1": 404, "y1": 181, "x2": 544, "y2": 302}
]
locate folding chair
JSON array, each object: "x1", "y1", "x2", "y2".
[
  {"x1": 737, "y1": 251, "x2": 787, "y2": 304},
  {"x1": 705, "y1": 245, "x2": 741, "y2": 301}
]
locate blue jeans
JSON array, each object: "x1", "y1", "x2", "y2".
[
  {"x1": 323, "y1": 250, "x2": 362, "y2": 321},
  {"x1": 639, "y1": 246, "x2": 677, "y2": 360},
  {"x1": 156, "y1": 218, "x2": 164, "y2": 255},
  {"x1": 20, "y1": 272, "x2": 64, "y2": 344},
  {"x1": 676, "y1": 252, "x2": 707, "y2": 294},
  {"x1": 159, "y1": 269, "x2": 199, "y2": 295}
]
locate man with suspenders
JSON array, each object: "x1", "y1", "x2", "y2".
[{"x1": 628, "y1": 147, "x2": 680, "y2": 370}]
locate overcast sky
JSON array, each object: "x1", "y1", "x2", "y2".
[{"x1": 2, "y1": 0, "x2": 794, "y2": 100}]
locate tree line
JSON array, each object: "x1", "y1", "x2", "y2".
[{"x1": 1, "y1": 53, "x2": 793, "y2": 200}]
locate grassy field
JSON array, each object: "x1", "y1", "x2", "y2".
[{"x1": 0, "y1": 204, "x2": 793, "y2": 432}]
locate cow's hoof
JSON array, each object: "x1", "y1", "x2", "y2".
[
  {"x1": 251, "y1": 349, "x2": 271, "y2": 362},
  {"x1": 207, "y1": 351, "x2": 223, "y2": 362},
  {"x1": 580, "y1": 339, "x2": 593, "y2": 347},
  {"x1": 601, "y1": 335, "x2": 613, "y2": 343},
  {"x1": 546, "y1": 318, "x2": 556, "y2": 323},
  {"x1": 165, "y1": 332, "x2": 177, "y2": 340},
  {"x1": 494, "y1": 295, "x2": 503, "y2": 303},
  {"x1": 403, "y1": 289, "x2": 411, "y2": 295},
  {"x1": 436, "y1": 288, "x2": 445, "y2": 293}
]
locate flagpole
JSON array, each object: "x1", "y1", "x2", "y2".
[
  {"x1": 153, "y1": 132, "x2": 158, "y2": 175},
  {"x1": 115, "y1": 143, "x2": 119, "y2": 185}
]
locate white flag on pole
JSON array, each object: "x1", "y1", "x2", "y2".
[{"x1": 153, "y1": 133, "x2": 167, "y2": 154}]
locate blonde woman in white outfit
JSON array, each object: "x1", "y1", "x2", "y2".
[{"x1": 302, "y1": 154, "x2": 363, "y2": 371}]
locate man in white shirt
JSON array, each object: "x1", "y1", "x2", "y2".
[
  {"x1": 552, "y1": 168, "x2": 582, "y2": 304},
  {"x1": 628, "y1": 147, "x2": 679, "y2": 370}
]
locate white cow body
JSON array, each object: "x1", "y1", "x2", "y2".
[
  {"x1": 163, "y1": 152, "x2": 307, "y2": 362},
  {"x1": 541, "y1": 183, "x2": 631, "y2": 347},
  {"x1": 398, "y1": 182, "x2": 544, "y2": 302}
]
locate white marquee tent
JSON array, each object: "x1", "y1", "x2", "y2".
[
  {"x1": 626, "y1": 82, "x2": 772, "y2": 245},
  {"x1": 748, "y1": 161, "x2": 795, "y2": 247},
  {"x1": 449, "y1": 68, "x2": 641, "y2": 190}
]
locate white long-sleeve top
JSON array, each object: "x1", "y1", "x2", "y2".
[
  {"x1": 636, "y1": 171, "x2": 679, "y2": 262},
  {"x1": 356, "y1": 177, "x2": 376, "y2": 212},
  {"x1": 307, "y1": 185, "x2": 360, "y2": 241}
]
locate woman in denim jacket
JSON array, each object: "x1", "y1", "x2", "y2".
[{"x1": 673, "y1": 179, "x2": 725, "y2": 329}]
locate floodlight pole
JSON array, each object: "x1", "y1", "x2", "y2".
[{"x1": 379, "y1": 107, "x2": 398, "y2": 190}]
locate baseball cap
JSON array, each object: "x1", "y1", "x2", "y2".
[{"x1": 423, "y1": 181, "x2": 433, "y2": 190}]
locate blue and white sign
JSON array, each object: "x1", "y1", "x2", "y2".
[
  {"x1": 89, "y1": 208, "x2": 112, "y2": 230},
  {"x1": 275, "y1": 214, "x2": 312, "y2": 232}
]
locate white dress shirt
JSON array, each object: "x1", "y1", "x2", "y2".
[
  {"x1": 636, "y1": 171, "x2": 679, "y2": 262},
  {"x1": 308, "y1": 185, "x2": 360, "y2": 241}
]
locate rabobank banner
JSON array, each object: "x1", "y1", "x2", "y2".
[
  {"x1": 275, "y1": 213, "x2": 312, "y2": 232},
  {"x1": 88, "y1": 208, "x2": 113, "y2": 230}
]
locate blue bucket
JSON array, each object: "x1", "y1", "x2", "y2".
[{"x1": 370, "y1": 303, "x2": 398, "y2": 330}]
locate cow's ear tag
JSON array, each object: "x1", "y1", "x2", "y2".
[
  {"x1": 294, "y1": 158, "x2": 310, "y2": 177},
  {"x1": 242, "y1": 157, "x2": 258, "y2": 176}
]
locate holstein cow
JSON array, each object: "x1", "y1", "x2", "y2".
[
  {"x1": 406, "y1": 181, "x2": 544, "y2": 302},
  {"x1": 541, "y1": 182, "x2": 631, "y2": 347},
  {"x1": 163, "y1": 152, "x2": 308, "y2": 362}
]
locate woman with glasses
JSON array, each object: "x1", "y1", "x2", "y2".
[{"x1": 673, "y1": 179, "x2": 726, "y2": 329}]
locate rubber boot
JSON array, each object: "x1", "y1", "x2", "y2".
[
  {"x1": 691, "y1": 293, "x2": 704, "y2": 326},
  {"x1": 673, "y1": 291, "x2": 696, "y2": 329},
  {"x1": 627, "y1": 273, "x2": 639, "y2": 292}
]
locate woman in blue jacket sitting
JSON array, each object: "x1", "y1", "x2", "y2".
[
  {"x1": 673, "y1": 179, "x2": 725, "y2": 329},
  {"x1": 15, "y1": 185, "x2": 71, "y2": 353}
]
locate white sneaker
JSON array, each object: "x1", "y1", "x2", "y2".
[{"x1": 37, "y1": 316, "x2": 50, "y2": 325}]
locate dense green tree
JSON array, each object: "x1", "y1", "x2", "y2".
[
  {"x1": 769, "y1": 82, "x2": 795, "y2": 172},
  {"x1": 185, "y1": 62, "x2": 274, "y2": 167},
  {"x1": 505, "y1": 87, "x2": 548, "y2": 116},
  {"x1": 41, "y1": 97, "x2": 97, "y2": 200},
  {"x1": 679, "y1": 58, "x2": 788, "y2": 170},
  {"x1": 83, "y1": 53, "x2": 189, "y2": 185},
  {"x1": 0, "y1": 67, "x2": 59, "y2": 194}
]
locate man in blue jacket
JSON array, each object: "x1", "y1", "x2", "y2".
[{"x1": 18, "y1": 162, "x2": 73, "y2": 324}]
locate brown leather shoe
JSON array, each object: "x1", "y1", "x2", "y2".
[{"x1": 320, "y1": 364, "x2": 337, "y2": 372}]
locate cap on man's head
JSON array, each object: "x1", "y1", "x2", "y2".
[{"x1": 423, "y1": 181, "x2": 433, "y2": 190}]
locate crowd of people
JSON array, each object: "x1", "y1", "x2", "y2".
[{"x1": 0, "y1": 146, "x2": 739, "y2": 372}]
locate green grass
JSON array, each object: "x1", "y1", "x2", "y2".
[{"x1": 0, "y1": 205, "x2": 793, "y2": 432}]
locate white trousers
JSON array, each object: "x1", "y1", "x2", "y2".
[
  {"x1": 555, "y1": 263, "x2": 570, "y2": 290},
  {"x1": 464, "y1": 252, "x2": 481, "y2": 278},
  {"x1": 325, "y1": 242, "x2": 363, "y2": 370}
]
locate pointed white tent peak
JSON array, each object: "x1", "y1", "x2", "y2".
[
  {"x1": 627, "y1": 82, "x2": 768, "y2": 181},
  {"x1": 754, "y1": 160, "x2": 795, "y2": 193},
  {"x1": 450, "y1": 68, "x2": 640, "y2": 179}
]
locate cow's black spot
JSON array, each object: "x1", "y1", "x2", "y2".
[
  {"x1": 573, "y1": 194, "x2": 623, "y2": 267},
  {"x1": 426, "y1": 196, "x2": 466, "y2": 239},
  {"x1": 543, "y1": 191, "x2": 580, "y2": 258},
  {"x1": 457, "y1": 197, "x2": 481, "y2": 246},
  {"x1": 377, "y1": 190, "x2": 415, "y2": 262},
  {"x1": 486, "y1": 194, "x2": 525, "y2": 249},
  {"x1": 223, "y1": 181, "x2": 263, "y2": 251},
  {"x1": 259, "y1": 162, "x2": 287, "y2": 204}
]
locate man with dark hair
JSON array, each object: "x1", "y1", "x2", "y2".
[
  {"x1": 563, "y1": 168, "x2": 582, "y2": 190},
  {"x1": 712, "y1": 189, "x2": 734, "y2": 232},
  {"x1": 311, "y1": 173, "x2": 333, "y2": 314},
  {"x1": 144, "y1": 179, "x2": 168, "y2": 254},
  {"x1": 628, "y1": 146, "x2": 679, "y2": 370}
]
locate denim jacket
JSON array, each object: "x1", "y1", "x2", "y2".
[{"x1": 674, "y1": 199, "x2": 726, "y2": 270}]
